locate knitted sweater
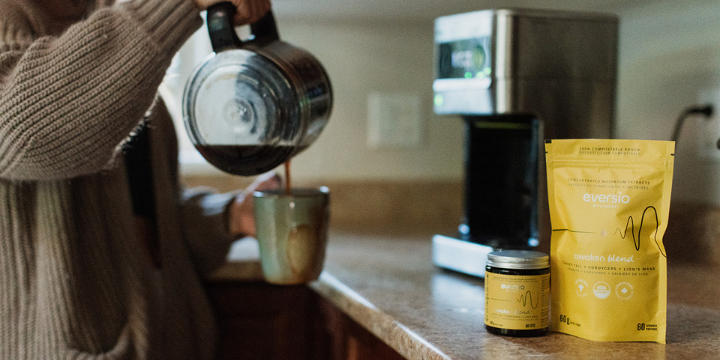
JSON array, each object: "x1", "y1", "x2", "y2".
[{"x1": 0, "y1": 0, "x2": 240, "y2": 359}]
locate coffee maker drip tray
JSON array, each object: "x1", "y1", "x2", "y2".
[{"x1": 432, "y1": 235, "x2": 493, "y2": 277}]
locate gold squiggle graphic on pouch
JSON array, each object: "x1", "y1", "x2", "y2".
[{"x1": 613, "y1": 205, "x2": 666, "y2": 258}]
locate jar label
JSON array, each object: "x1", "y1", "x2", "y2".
[{"x1": 484, "y1": 272, "x2": 549, "y2": 330}]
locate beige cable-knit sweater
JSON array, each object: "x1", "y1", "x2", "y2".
[{"x1": 0, "y1": 0, "x2": 240, "y2": 359}]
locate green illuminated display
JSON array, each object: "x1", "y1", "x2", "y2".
[{"x1": 437, "y1": 38, "x2": 490, "y2": 80}]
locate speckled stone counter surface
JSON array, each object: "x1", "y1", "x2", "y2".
[{"x1": 214, "y1": 232, "x2": 720, "y2": 359}]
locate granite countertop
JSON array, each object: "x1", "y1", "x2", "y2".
[{"x1": 211, "y1": 231, "x2": 720, "y2": 359}]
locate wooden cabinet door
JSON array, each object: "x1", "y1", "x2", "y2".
[
  {"x1": 207, "y1": 282, "x2": 316, "y2": 360},
  {"x1": 314, "y1": 295, "x2": 406, "y2": 360},
  {"x1": 206, "y1": 281, "x2": 405, "y2": 360}
]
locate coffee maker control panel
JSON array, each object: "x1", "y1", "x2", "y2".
[
  {"x1": 433, "y1": 10, "x2": 494, "y2": 115},
  {"x1": 436, "y1": 38, "x2": 491, "y2": 82},
  {"x1": 433, "y1": 9, "x2": 618, "y2": 118}
]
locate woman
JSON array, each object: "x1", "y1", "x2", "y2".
[{"x1": 0, "y1": 0, "x2": 274, "y2": 358}]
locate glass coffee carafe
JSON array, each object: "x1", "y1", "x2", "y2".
[{"x1": 183, "y1": 2, "x2": 332, "y2": 176}]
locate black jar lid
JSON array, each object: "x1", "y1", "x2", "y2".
[{"x1": 487, "y1": 250, "x2": 549, "y2": 270}]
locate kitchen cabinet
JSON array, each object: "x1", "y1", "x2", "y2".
[{"x1": 206, "y1": 281, "x2": 405, "y2": 360}]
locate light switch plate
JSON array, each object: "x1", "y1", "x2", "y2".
[{"x1": 367, "y1": 92, "x2": 423, "y2": 149}]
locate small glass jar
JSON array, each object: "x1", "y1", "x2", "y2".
[{"x1": 484, "y1": 250, "x2": 550, "y2": 337}]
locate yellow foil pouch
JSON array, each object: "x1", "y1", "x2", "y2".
[{"x1": 545, "y1": 139, "x2": 674, "y2": 343}]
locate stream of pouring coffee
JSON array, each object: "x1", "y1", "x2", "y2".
[{"x1": 284, "y1": 161, "x2": 291, "y2": 195}]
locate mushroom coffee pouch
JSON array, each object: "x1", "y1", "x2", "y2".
[{"x1": 545, "y1": 139, "x2": 674, "y2": 343}]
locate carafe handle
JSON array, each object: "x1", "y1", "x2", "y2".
[{"x1": 207, "y1": 2, "x2": 280, "y2": 53}]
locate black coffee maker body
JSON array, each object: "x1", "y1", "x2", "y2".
[{"x1": 432, "y1": 9, "x2": 618, "y2": 277}]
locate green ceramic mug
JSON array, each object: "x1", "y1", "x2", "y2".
[{"x1": 253, "y1": 187, "x2": 330, "y2": 284}]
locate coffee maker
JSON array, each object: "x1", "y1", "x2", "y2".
[{"x1": 432, "y1": 9, "x2": 618, "y2": 277}]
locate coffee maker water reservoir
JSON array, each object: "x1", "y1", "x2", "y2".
[{"x1": 432, "y1": 9, "x2": 618, "y2": 277}]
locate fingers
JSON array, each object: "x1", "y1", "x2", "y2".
[
  {"x1": 193, "y1": 0, "x2": 272, "y2": 26},
  {"x1": 245, "y1": 171, "x2": 282, "y2": 194},
  {"x1": 232, "y1": 0, "x2": 272, "y2": 26},
  {"x1": 228, "y1": 171, "x2": 281, "y2": 237},
  {"x1": 228, "y1": 193, "x2": 256, "y2": 237}
]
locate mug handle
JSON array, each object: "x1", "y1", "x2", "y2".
[{"x1": 207, "y1": 2, "x2": 279, "y2": 53}]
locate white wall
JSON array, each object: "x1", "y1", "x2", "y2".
[
  {"x1": 616, "y1": 0, "x2": 720, "y2": 205},
  {"x1": 273, "y1": 20, "x2": 465, "y2": 181}
]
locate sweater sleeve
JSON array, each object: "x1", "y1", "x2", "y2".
[
  {"x1": 0, "y1": 0, "x2": 202, "y2": 180},
  {"x1": 180, "y1": 186, "x2": 241, "y2": 277}
]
